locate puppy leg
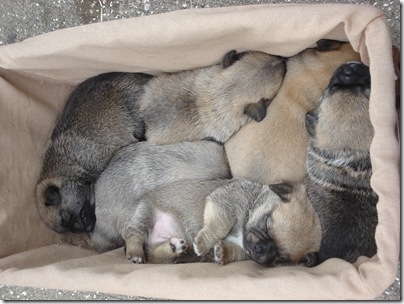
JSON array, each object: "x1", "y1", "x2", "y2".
[
  {"x1": 123, "y1": 227, "x2": 146, "y2": 263},
  {"x1": 193, "y1": 197, "x2": 236, "y2": 256},
  {"x1": 122, "y1": 201, "x2": 151, "y2": 264},
  {"x1": 214, "y1": 240, "x2": 248, "y2": 265},
  {"x1": 148, "y1": 237, "x2": 188, "y2": 264}
]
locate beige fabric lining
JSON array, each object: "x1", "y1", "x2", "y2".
[{"x1": 0, "y1": 4, "x2": 399, "y2": 300}]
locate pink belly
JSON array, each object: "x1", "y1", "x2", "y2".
[{"x1": 148, "y1": 208, "x2": 183, "y2": 245}]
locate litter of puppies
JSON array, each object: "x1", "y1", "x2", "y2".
[{"x1": 36, "y1": 39, "x2": 378, "y2": 268}]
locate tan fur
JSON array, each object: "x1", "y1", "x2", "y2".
[
  {"x1": 123, "y1": 227, "x2": 145, "y2": 264},
  {"x1": 149, "y1": 238, "x2": 188, "y2": 264},
  {"x1": 244, "y1": 183, "x2": 321, "y2": 265},
  {"x1": 225, "y1": 41, "x2": 361, "y2": 184},
  {"x1": 118, "y1": 178, "x2": 320, "y2": 266},
  {"x1": 36, "y1": 177, "x2": 65, "y2": 231},
  {"x1": 213, "y1": 240, "x2": 248, "y2": 265},
  {"x1": 314, "y1": 89, "x2": 373, "y2": 151},
  {"x1": 140, "y1": 51, "x2": 286, "y2": 144},
  {"x1": 193, "y1": 196, "x2": 237, "y2": 257},
  {"x1": 266, "y1": 184, "x2": 321, "y2": 263}
]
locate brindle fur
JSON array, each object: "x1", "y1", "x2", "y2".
[{"x1": 305, "y1": 62, "x2": 378, "y2": 263}]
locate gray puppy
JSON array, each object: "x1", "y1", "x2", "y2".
[
  {"x1": 305, "y1": 62, "x2": 378, "y2": 263},
  {"x1": 119, "y1": 178, "x2": 319, "y2": 267},
  {"x1": 91, "y1": 140, "x2": 231, "y2": 253},
  {"x1": 140, "y1": 50, "x2": 287, "y2": 144},
  {"x1": 36, "y1": 72, "x2": 152, "y2": 233}
]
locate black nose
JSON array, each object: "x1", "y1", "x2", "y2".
[
  {"x1": 330, "y1": 62, "x2": 370, "y2": 87},
  {"x1": 253, "y1": 243, "x2": 265, "y2": 254}
]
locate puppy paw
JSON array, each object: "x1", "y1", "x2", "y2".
[
  {"x1": 169, "y1": 237, "x2": 188, "y2": 255},
  {"x1": 214, "y1": 241, "x2": 228, "y2": 265},
  {"x1": 124, "y1": 245, "x2": 145, "y2": 264},
  {"x1": 128, "y1": 255, "x2": 144, "y2": 264},
  {"x1": 193, "y1": 231, "x2": 214, "y2": 256}
]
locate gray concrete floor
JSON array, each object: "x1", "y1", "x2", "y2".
[{"x1": 0, "y1": 0, "x2": 400, "y2": 301}]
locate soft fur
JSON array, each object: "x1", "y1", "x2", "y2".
[
  {"x1": 305, "y1": 62, "x2": 378, "y2": 263},
  {"x1": 225, "y1": 40, "x2": 361, "y2": 185},
  {"x1": 140, "y1": 50, "x2": 286, "y2": 144},
  {"x1": 36, "y1": 72, "x2": 152, "y2": 233},
  {"x1": 113, "y1": 178, "x2": 320, "y2": 267},
  {"x1": 91, "y1": 140, "x2": 231, "y2": 253}
]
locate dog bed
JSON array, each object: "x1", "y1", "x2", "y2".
[{"x1": 0, "y1": 3, "x2": 399, "y2": 300}]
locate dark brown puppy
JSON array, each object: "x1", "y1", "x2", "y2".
[
  {"x1": 305, "y1": 62, "x2": 378, "y2": 263},
  {"x1": 36, "y1": 72, "x2": 152, "y2": 233}
]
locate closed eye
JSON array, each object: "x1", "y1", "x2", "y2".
[
  {"x1": 249, "y1": 226, "x2": 270, "y2": 242},
  {"x1": 258, "y1": 212, "x2": 273, "y2": 234}
]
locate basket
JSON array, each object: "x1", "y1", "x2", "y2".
[{"x1": 0, "y1": 3, "x2": 399, "y2": 300}]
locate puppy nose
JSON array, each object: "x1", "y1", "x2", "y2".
[
  {"x1": 253, "y1": 243, "x2": 265, "y2": 254},
  {"x1": 331, "y1": 62, "x2": 370, "y2": 86}
]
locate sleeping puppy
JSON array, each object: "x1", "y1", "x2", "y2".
[
  {"x1": 91, "y1": 140, "x2": 231, "y2": 253},
  {"x1": 305, "y1": 62, "x2": 378, "y2": 263},
  {"x1": 225, "y1": 40, "x2": 361, "y2": 185},
  {"x1": 120, "y1": 179, "x2": 320, "y2": 267},
  {"x1": 140, "y1": 50, "x2": 287, "y2": 144},
  {"x1": 36, "y1": 72, "x2": 153, "y2": 233}
]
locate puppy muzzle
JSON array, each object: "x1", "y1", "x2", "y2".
[
  {"x1": 244, "y1": 231, "x2": 279, "y2": 266},
  {"x1": 59, "y1": 201, "x2": 96, "y2": 233},
  {"x1": 329, "y1": 61, "x2": 370, "y2": 88}
]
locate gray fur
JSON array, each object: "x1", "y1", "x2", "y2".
[
  {"x1": 102, "y1": 175, "x2": 318, "y2": 266},
  {"x1": 91, "y1": 140, "x2": 231, "y2": 253}
]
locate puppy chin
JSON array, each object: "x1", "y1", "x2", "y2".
[
  {"x1": 245, "y1": 249, "x2": 271, "y2": 265},
  {"x1": 53, "y1": 224, "x2": 69, "y2": 233}
]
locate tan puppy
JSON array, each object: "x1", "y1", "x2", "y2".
[
  {"x1": 243, "y1": 182, "x2": 321, "y2": 266},
  {"x1": 225, "y1": 40, "x2": 361, "y2": 185},
  {"x1": 140, "y1": 50, "x2": 286, "y2": 144},
  {"x1": 121, "y1": 179, "x2": 320, "y2": 267}
]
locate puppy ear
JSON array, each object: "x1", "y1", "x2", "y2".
[
  {"x1": 316, "y1": 39, "x2": 343, "y2": 52},
  {"x1": 299, "y1": 252, "x2": 319, "y2": 267},
  {"x1": 44, "y1": 185, "x2": 62, "y2": 207},
  {"x1": 269, "y1": 183, "x2": 293, "y2": 202},
  {"x1": 222, "y1": 50, "x2": 246, "y2": 68},
  {"x1": 305, "y1": 112, "x2": 317, "y2": 137},
  {"x1": 244, "y1": 98, "x2": 270, "y2": 122}
]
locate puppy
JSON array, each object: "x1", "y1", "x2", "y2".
[
  {"x1": 119, "y1": 178, "x2": 320, "y2": 267},
  {"x1": 305, "y1": 62, "x2": 378, "y2": 263},
  {"x1": 91, "y1": 140, "x2": 231, "y2": 253},
  {"x1": 225, "y1": 40, "x2": 361, "y2": 185},
  {"x1": 140, "y1": 50, "x2": 287, "y2": 144},
  {"x1": 36, "y1": 72, "x2": 153, "y2": 233}
]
